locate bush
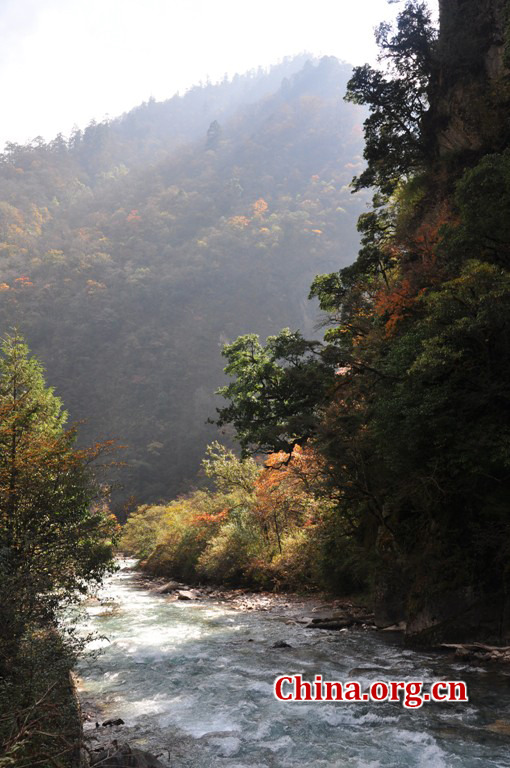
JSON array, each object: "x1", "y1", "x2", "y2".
[
  {"x1": 197, "y1": 517, "x2": 265, "y2": 585},
  {"x1": 120, "y1": 504, "x2": 168, "y2": 559},
  {"x1": 269, "y1": 528, "x2": 322, "y2": 591},
  {"x1": 142, "y1": 501, "x2": 208, "y2": 581}
]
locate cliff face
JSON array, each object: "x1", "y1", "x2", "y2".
[{"x1": 435, "y1": 0, "x2": 510, "y2": 155}]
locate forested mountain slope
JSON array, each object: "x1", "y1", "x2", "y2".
[{"x1": 0, "y1": 56, "x2": 366, "y2": 503}]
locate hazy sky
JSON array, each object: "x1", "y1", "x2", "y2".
[{"x1": 0, "y1": 0, "x2": 438, "y2": 150}]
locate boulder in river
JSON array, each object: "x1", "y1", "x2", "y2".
[
  {"x1": 90, "y1": 742, "x2": 165, "y2": 767},
  {"x1": 177, "y1": 589, "x2": 199, "y2": 600},
  {"x1": 381, "y1": 621, "x2": 407, "y2": 631},
  {"x1": 272, "y1": 640, "x2": 293, "y2": 649},
  {"x1": 485, "y1": 720, "x2": 510, "y2": 736},
  {"x1": 154, "y1": 581, "x2": 181, "y2": 594}
]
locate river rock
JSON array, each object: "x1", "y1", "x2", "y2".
[
  {"x1": 177, "y1": 589, "x2": 198, "y2": 600},
  {"x1": 91, "y1": 742, "x2": 165, "y2": 767},
  {"x1": 155, "y1": 581, "x2": 180, "y2": 594},
  {"x1": 485, "y1": 720, "x2": 510, "y2": 736},
  {"x1": 272, "y1": 640, "x2": 292, "y2": 649},
  {"x1": 102, "y1": 718, "x2": 124, "y2": 727},
  {"x1": 382, "y1": 621, "x2": 407, "y2": 631},
  {"x1": 306, "y1": 607, "x2": 375, "y2": 630}
]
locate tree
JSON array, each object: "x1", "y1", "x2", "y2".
[
  {"x1": 345, "y1": 1, "x2": 436, "y2": 194},
  {"x1": 438, "y1": 150, "x2": 510, "y2": 269},
  {"x1": 0, "y1": 333, "x2": 116, "y2": 674},
  {"x1": 214, "y1": 330, "x2": 337, "y2": 454},
  {"x1": 205, "y1": 120, "x2": 222, "y2": 149},
  {"x1": 202, "y1": 441, "x2": 260, "y2": 494}
]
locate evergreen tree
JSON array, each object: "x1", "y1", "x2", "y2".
[{"x1": 0, "y1": 333, "x2": 116, "y2": 674}]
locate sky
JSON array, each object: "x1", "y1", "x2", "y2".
[{"x1": 0, "y1": 0, "x2": 438, "y2": 150}]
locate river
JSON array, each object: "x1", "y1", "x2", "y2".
[{"x1": 77, "y1": 560, "x2": 510, "y2": 767}]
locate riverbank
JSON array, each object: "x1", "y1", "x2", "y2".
[
  {"x1": 141, "y1": 571, "x2": 376, "y2": 630},
  {"x1": 132, "y1": 568, "x2": 510, "y2": 662},
  {"x1": 0, "y1": 628, "x2": 82, "y2": 768}
]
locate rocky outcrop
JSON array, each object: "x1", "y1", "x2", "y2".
[
  {"x1": 435, "y1": 0, "x2": 510, "y2": 156},
  {"x1": 405, "y1": 587, "x2": 510, "y2": 646},
  {"x1": 89, "y1": 742, "x2": 165, "y2": 768},
  {"x1": 304, "y1": 606, "x2": 375, "y2": 631}
]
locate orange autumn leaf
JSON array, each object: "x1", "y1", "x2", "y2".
[{"x1": 251, "y1": 198, "x2": 268, "y2": 218}]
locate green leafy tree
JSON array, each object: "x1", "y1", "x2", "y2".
[
  {"x1": 439, "y1": 149, "x2": 510, "y2": 269},
  {"x1": 215, "y1": 330, "x2": 337, "y2": 454},
  {"x1": 345, "y1": 1, "x2": 436, "y2": 194},
  {"x1": 202, "y1": 441, "x2": 260, "y2": 494},
  {"x1": 374, "y1": 261, "x2": 510, "y2": 491}
]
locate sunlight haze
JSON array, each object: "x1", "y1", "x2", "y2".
[{"x1": 1, "y1": 0, "x2": 437, "y2": 149}]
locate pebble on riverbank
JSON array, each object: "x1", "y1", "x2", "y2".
[{"x1": 441, "y1": 643, "x2": 510, "y2": 664}]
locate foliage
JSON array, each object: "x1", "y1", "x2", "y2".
[
  {"x1": 345, "y1": 1, "x2": 437, "y2": 194},
  {"x1": 438, "y1": 149, "x2": 510, "y2": 268},
  {"x1": 197, "y1": 520, "x2": 265, "y2": 585},
  {"x1": 202, "y1": 441, "x2": 260, "y2": 494},
  {"x1": 143, "y1": 499, "x2": 212, "y2": 582},
  {"x1": 0, "y1": 55, "x2": 366, "y2": 507},
  {"x1": 0, "y1": 334, "x2": 117, "y2": 661},
  {"x1": 0, "y1": 629, "x2": 81, "y2": 768},
  {"x1": 118, "y1": 504, "x2": 168, "y2": 560},
  {"x1": 0, "y1": 334, "x2": 117, "y2": 766},
  {"x1": 373, "y1": 260, "x2": 510, "y2": 492},
  {"x1": 120, "y1": 442, "x2": 361, "y2": 592},
  {"x1": 213, "y1": 1, "x2": 510, "y2": 639},
  {"x1": 215, "y1": 330, "x2": 337, "y2": 454}
]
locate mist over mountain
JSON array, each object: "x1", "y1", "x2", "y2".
[{"x1": 0, "y1": 55, "x2": 366, "y2": 504}]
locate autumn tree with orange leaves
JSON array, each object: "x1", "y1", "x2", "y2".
[{"x1": 253, "y1": 445, "x2": 322, "y2": 552}]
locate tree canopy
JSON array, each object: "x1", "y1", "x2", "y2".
[{"x1": 0, "y1": 333, "x2": 117, "y2": 765}]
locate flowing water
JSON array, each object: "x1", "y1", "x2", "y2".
[{"x1": 77, "y1": 561, "x2": 510, "y2": 767}]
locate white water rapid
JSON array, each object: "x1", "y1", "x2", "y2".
[{"x1": 77, "y1": 561, "x2": 510, "y2": 767}]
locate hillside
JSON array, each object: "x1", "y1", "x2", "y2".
[
  {"x1": 201, "y1": 0, "x2": 510, "y2": 643},
  {"x1": 0, "y1": 56, "x2": 366, "y2": 504}
]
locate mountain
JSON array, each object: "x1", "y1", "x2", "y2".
[{"x1": 0, "y1": 55, "x2": 367, "y2": 505}]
